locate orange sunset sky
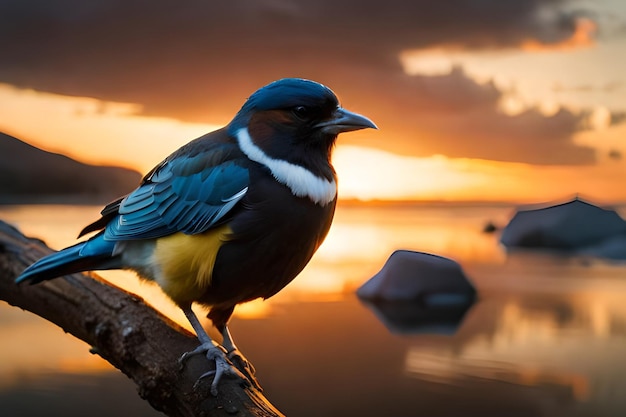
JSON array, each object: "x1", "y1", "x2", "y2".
[{"x1": 1, "y1": 0, "x2": 625, "y2": 203}]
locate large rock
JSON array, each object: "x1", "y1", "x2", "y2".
[
  {"x1": 500, "y1": 198, "x2": 626, "y2": 250},
  {"x1": 579, "y1": 235, "x2": 626, "y2": 261},
  {"x1": 357, "y1": 250, "x2": 476, "y2": 305}
]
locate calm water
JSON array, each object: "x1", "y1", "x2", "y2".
[{"x1": 1, "y1": 203, "x2": 626, "y2": 417}]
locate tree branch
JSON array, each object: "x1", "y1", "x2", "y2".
[{"x1": 0, "y1": 219, "x2": 284, "y2": 417}]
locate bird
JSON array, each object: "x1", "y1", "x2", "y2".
[{"x1": 15, "y1": 78, "x2": 377, "y2": 395}]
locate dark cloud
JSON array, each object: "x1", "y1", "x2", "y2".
[
  {"x1": 0, "y1": 0, "x2": 609, "y2": 165},
  {"x1": 608, "y1": 149, "x2": 622, "y2": 160},
  {"x1": 609, "y1": 111, "x2": 626, "y2": 125},
  {"x1": 340, "y1": 67, "x2": 597, "y2": 165}
]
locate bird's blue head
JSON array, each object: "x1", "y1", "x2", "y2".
[
  {"x1": 228, "y1": 78, "x2": 376, "y2": 177},
  {"x1": 235, "y1": 78, "x2": 337, "y2": 120}
]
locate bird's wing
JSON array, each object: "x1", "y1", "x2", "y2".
[{"x1": 103, "y1": 144, "x2": 249, "y2": 241}]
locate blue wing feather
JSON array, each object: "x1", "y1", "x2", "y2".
[{"x1": 104, "y1": 152, "x2": 249, "y2": 241}]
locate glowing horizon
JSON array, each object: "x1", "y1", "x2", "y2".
[{"x1": 1, "y1": 80, "x2": 625, "y2": 205}]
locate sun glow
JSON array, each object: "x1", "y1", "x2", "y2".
[
  {"x1": 334, "y1": 144, "x2": 626, "y2": 203},
  {"x1": 0, "y1": 83, "x2": 220, "y2": 173},
  {"x1": 333, "y1": 146, "x2": 491, "y2": 200},
  {"x1": 1, "y1": 83, "x2": 626, "y2": 203}
]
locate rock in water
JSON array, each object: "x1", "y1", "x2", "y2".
[
  {"x1": 500, "y1": 198, "x2": 626, "y2": 250},
  {"x1": 357, "y1": 250, "x2": 476, "y2": 305}
]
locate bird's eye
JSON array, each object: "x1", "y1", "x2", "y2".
[{"x1": 292, "y1": 105, "x2": 311, "y2": 120}]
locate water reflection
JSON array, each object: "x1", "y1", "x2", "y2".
[
  {"x1": 0, "y1": 203, "x2": 512, "y2": 317},
  {"x1": 228, "y1": 287, "x2": 626, "y2": 417},
  {"x1": 0, "y1": 302, "x2": 116, "y2": 388},
  {"x1": 2, "y1": 203, "x2": 626, "y2": 416},
  {"x1": 360, "y1": 299, "x2": 474, "y2": 334},
  {"x1": 357, "y1": 275, "x2": 626, "y2": 409},
  {"x1": 397, "y1": 291, "x2": 626, "y2": 415},
  {"x1": 319, "y1": 204, "x2": 510, "y2": 266}
]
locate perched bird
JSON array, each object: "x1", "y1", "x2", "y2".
[{"x1": 16, "y1": 78, "x2": 376, "y2": 395}]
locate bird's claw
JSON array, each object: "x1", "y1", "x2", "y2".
[
  {"x1": 226, "y1": 348, "x2": 262, "y2": 392},
  {"x1": 178, "y1": 342, "x2": 225, "y2": 370},
  {"x1": 179, "y1": 342, "x2": 250, "y2": 396}
]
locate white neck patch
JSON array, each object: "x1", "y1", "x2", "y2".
[{"x1": 235, "y1": 127, "x2": 337, "y2": 206}]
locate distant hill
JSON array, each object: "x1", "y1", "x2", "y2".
[{"x1": 0, "y1": 132, "x2": 142, "y2": 204}]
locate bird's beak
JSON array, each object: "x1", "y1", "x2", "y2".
[{"x1": 316, "y1": 108, "x2": 377, "y2": 135}]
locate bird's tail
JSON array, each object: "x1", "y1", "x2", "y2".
[{"x1": 16, "y1": 234, "x2": 120, "y2": 285}]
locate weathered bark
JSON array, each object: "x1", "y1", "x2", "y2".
[{"x1": 0, "y1": 219, "x2": 284, "y2": 417}]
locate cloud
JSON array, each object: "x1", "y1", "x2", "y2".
[
  {"x1": 0, "y1": 0, "x2": 595, "y2": 114},
  {"x1": 0, "y1": 0, "x2": 610, "y2": 165},
  {"x1": 339, "y1": 66, "x2": 597, "y2": 165},
  {"x1": 608, "y1": 149, "x2": 622, "y2": 160},
  {"x1": 553, "y1": 81, "x2": 621, "y2": 93},
  {"x1": 520, "y1": 16, "x2": 597, "y2": 51}
]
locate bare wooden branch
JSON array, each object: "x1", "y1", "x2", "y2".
[{"x1": 0, "y1": 219, "x2": 284, "y2": 417}]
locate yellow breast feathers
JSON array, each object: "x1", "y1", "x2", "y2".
[{"x1": 153, "y1": 224, "x2": 232, "y2": 305}]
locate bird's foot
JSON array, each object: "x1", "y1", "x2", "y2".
[
  {"x1": 179, "y1": 342, "x2": 249, "y2": 396},
  {"x1": 226, "y1": 347, "x2": 262, "y2": 392}
]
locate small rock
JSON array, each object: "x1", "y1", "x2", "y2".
[
  {"x1": 482, "y1": 221, "x2": 498, "y2": 234},
  {"x1": 357, "y1": 250, "x2": 476, "y2": 304}
]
